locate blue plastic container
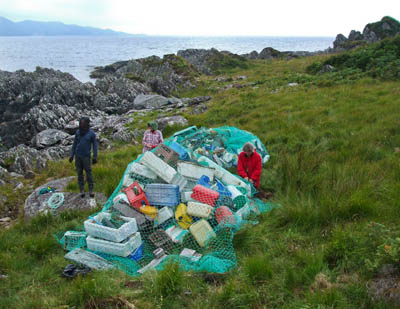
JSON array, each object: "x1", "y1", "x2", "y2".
[
  {"x1": 169, "y1": 141, "x2": 190, "y2": 160},
  {"x1": 197, "y1": 175, "x2": 211, "y2": 188},
  {"x1": 128, "y1": 244, "x2": 143, "y2": 261},
  {"x1": 144, "y1": 184, "x2": 180, "y2": 207}
]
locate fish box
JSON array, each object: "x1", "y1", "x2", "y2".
[
  {"x1": 84, "y1": 212, "x2": 137, "y2": 243},
  {"x1": 177, "y1": 161, "x2": 215, "y2": 181},
  {"x1": 86, "y1": 232, "x2": 142, "y2": 257},
  {"x1": 144, "y1": 183, "x2": 180, "y2": 207},
  {"x1": 140, "y1": 151, "x2": 177, "y2": 183}
]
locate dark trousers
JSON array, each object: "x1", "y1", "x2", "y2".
[{"x1": 75, "y1": 156, "x2": 94, "y2": 193}]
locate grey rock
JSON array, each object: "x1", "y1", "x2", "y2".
[
  {"x1": 185, "y1": 96, "x2": 211, "y2": 106},
  {"x1": 333, "y1": 34, "x2": 347, "y2": 49},
  {"x1": 156, "y1": 116, "x2": 188, "y2": 130},
  {"x1": 348, "y1": 30, "x2": 363, "y2": 41},
  {"x1": 321, "y1": 65, "x2": 335, "y2": 73},
  {"x1": 191, "y1": 104, "x2": 208, "y2": 115},
  {"x1": 31, "y1": 129, "x2": 70, "y2": 149},
  {"x1": 24, "y1": 176, "x2": 108, "y2": 218},
  {"x1": 24, "y1": 170, "x2": 35, "y2": 179},
  {"x1": 14, "y1": 182, "x2": 23, "y2": 191},
  {"x1": 287, "y1": 83, "x2": 298, "y2": 87},
  {"x1": 9, "y1": 172, "x2": 23, "y2": 178},
  {"x1": 133, "y1": 94, "x2": 170, "y2": 110},
  {"x1": 363, "y1": 26, "x2": 378, "y2": 43},
  {"x1": 259, "y1": 47, "x2": 281, "y2": 59}
]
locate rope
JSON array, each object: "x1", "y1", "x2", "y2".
[{"x1": 47, "y1": 192, "x2": 65, "y2": 209}]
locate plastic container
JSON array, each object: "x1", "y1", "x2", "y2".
[
  {"x1": 187, "y1": 201, "x2": 213, "y2": 219},
  {"x1": 154, "y1": 144, "x2": 180, "y2": 167},
  {"x1": 123, "y1": 182, "x2": 149, "y2": 210},
  {"x1": 191, "y1": 184, "x2": 220, "y2": 206},
  {"x1": 86, "y1": 232, "x2": 142, "y2": 257},
  {"x1": 122, "y1": 174, "x2": 135, "y2": 189},
  {"x1": 236, "y1": 203, "x2": 251, "y2": 219},
  {"x1": 128, "y1": 162, "x2": 157, "y2": 180},
  {"x1": 84, "y1": 212, "x2": 138, "y2": 243},
  {"x1": 175, "y1": 203, "x2": 193, "y2": 229},
  {"x1": 139, "y1": 205, "x2": 158, "y2": 218},
  {"x1": 112, "y1": 196, "x2": 149, "y2": 229},
  {"x1": 165, "y1": 225, "x2": 188, "y2": 243},
  {"x1": 227, "y1": 185, "x2": 247, "y2": 209},
  {"x1": 170, "y1": 173, "x2": 188, "y2": 191},
  {"x1": 168, "y1": 141, "x2": 190, "y2": 160},
  {"x1": 128, "y1": 244, "x2": 143, "y2": 261},
  {"x1": 215, "y1": 206, "x2": 236, "y2": 226},
  {"x1": 180, "y1": 191, "x2": 194, "y2": 203},
  {"x1": 140, "y1": 151, "x2": 177, "y2": 183},
  {"x1": 155, "y1": 207, "x2": 174, "y2": 226},
  {"x1": 189, "y1": 219, "x2": 216, "y2": 247},
  {"x1": 63, "y1": 231, "x2": 87, "y2": 251},
  {"x1": 149, "y1": 229, "x2": 175, "y2": 253},
  {"x1": 144, "y1": 184, "x2": 180, "y2": 207},
  {"x1": 177, "y1": 162, "x2": 215, "y2": 181},
  {"x1": 197, "y1": 156, "x2": 250, "y2": 192}
]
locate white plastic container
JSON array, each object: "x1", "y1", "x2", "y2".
[
  {"x1": 187, "y1": 201, "x2": 213, "y2": 219},
  {"x1": 84, "y1": 212, "x2": 137, "y2": 243},
  {"x1": 177, "y1": 162, "x2": 215, "y2": 181},
  {"x1": 86, "y1": 232, "x2": 142, "y2": 257},
  {"x1": 122, "y1": 174, "x2": 135, "y2": 189},
  {"x1": 189, "y1": 219, "x2": 216, "y2": 247},
  {"x1": 180, "y1": 191, "x2": 194, "y2": 203},
  {"x1": 197, "y1": 156, "x2": 250, "y2": 193},
  {"x1": 155, "y1": 207, "x2": 174, "y2": 226},
  {"x1": 165, "y1": 225, "x2": 188, "y2": 243},
  {"x1": 236, "y1": 203, "x2": 251, "y2": 220},
  {"x1": 170, "y1": 173, "x2": 188, "y2": 190},
  {"x1": 140, "y1": 151, "x2": 177, "y2": 183},
  {"x1": 128, "y1": 162, "x2": 158, "y2": 180}
]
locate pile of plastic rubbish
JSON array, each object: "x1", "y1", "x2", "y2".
[{"x1": 56, "y1": 126, "x2": 273, "y2": 275}]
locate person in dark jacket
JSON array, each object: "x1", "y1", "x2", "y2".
[
  {"x1": 237, "y1": 142, "x2": 262, "y2": 188},
  {"x1": 69, "y1": 117, "x2": 98, "y2": 198}
]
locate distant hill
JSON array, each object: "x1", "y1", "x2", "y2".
[{"x1": 0, "y1": 16, "x2": 142, "y2": 36}]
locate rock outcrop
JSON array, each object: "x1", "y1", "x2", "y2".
[
  {"x1": 24, "y1": 176, "x2": 107, "y2": 218},
  {"x1": 90, "y1": 54, "x2": 199, "y2": 97},
  {"x1": 332, "y1": 16, "x2": 400, "y2": 51},
  {"x1": 242, "y1": 47, "x2": 316, "y2": 60}
]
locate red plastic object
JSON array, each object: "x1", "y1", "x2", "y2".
[
  {"x1": 215, "y1": 206, "x2": 236, "y2": 225},
  {"x1": 123, "y1": 182, "x2": 149, "y2": 210},
  {"x1": 191, "y1": 184, "x2": 220, "y2": 207}
]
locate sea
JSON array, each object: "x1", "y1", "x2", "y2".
[{"x1": 0, "y1": 36, "x2": 334, "y2": 82}]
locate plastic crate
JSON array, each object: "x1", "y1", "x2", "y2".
[
  {"x1": 169, "y1": 173, "x2": 188, "y2": 191},
  {"x1": 84, "y1": 212, "x2": 138, "y2": 243},
  {"x1": 144, "y1": 184, "x2": 180, "y2": 207},
  {"x1": 128, "y1": 162, "x2": 157, "y2": 180},
  {"x1": 168, "y1": 141, "x2": 190, "y2": 160},
  {"x1": 63, "y1": 231, "x2": 87, "y2": 251},
  {"x1": 177, "y1": 161, "x2": 215, "y2": 181},
  {"x1": 140, "y1": 151, "x2": 177, "y2": 183},
  {"x1": 123, "y1": 182, "x2": 149, "y2": 210},
  {"x1": 149, "y1": 229, "x2": 175, "y2": 253},
  {"x1": 87, "y1": 232, "x2": 142, "y2": 257},
  {"x1": 154, "y1": 144, "x2": 180, "y2": 167}
]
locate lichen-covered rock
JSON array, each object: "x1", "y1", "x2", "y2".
[
  {"x1": 31, "y1": 129, "x2": 70, "y2": 149},
  {"x1": 24, "y1": 176, "x2": 107, "y2": 218},
  {"x1": 133, "y1": 94, "x2": 171, "y2": 110},
  {"x1": 156, "y1": 115, "x2": 188, "y2": 130}
]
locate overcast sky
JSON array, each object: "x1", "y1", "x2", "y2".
[{"x1": 0, "y1": 0, "x2": 399, "y2": 36}]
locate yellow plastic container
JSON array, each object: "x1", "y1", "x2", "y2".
[
  {"x1": 139, "y1": 205, "x2": 158, "y2": 218},
  {"x1": 189, "y1": 219, "x2": 216, "y2": 247},
  {"x1": 175, "y1": 203, "x2": 193, "y2": 229}
]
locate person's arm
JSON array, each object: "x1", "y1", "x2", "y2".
[
  {"x1": 249, "y1": 154, "x2": 262, "y2": 183},
  {"x1": 158, "y1": 130, "x2": 164, "y2": 145},
  {"x1": 237, "y1": 153, "x2": 248, "y2": 179},
  {"x1": 70, "y1": 133, "x2": 78, "y2": 159},
  {"x1": 142, "y1": 131, "x2": 152, "y2": 148},
  {"x1": 92, "y1": 132, "x2": 98, "y2": 161}
]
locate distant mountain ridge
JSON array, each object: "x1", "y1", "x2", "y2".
[{"x1": 0, "y1": 16, "x2": 141, "y2": 36}]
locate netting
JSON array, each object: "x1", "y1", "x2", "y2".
[{"x1": 56, "y1": 126, "x2": 273, "y2": 275}]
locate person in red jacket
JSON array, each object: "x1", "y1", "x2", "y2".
[{"x1": 237, "y1": 142, "x2": 262, "y2": 188}]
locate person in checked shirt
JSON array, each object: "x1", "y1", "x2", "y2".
[{"x1": 142, "y1": 121, "x2": 163, "y2": 153}]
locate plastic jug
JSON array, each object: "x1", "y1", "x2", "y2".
[
  {"x1": 189, "y1": 219, "x2": 216, "y2": 247},
  {"x1": 175, "y1": 203, "x2": 193, "y2": 229}
]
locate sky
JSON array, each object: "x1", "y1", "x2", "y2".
[{"x1": 0, "y1": 0, "x2": 399, "y2": 37}]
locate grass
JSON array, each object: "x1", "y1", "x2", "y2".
[{"x1": 1, "y1": 51, "x2": 400, "y2": 307}]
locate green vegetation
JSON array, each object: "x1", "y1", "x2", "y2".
[
  {"x1": 308, "y1": 35, "x2": 400, "y2": 79},
  {"x1": 366, "y1": 16, "x2": 400, "y2": 40},
  {"x1": 2, "y1": 44, "x2": 400, "y2": 307}
]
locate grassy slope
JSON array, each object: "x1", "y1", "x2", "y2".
[{"x1": 1, "y1": 54, "x2": 400, "y2": 308}]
